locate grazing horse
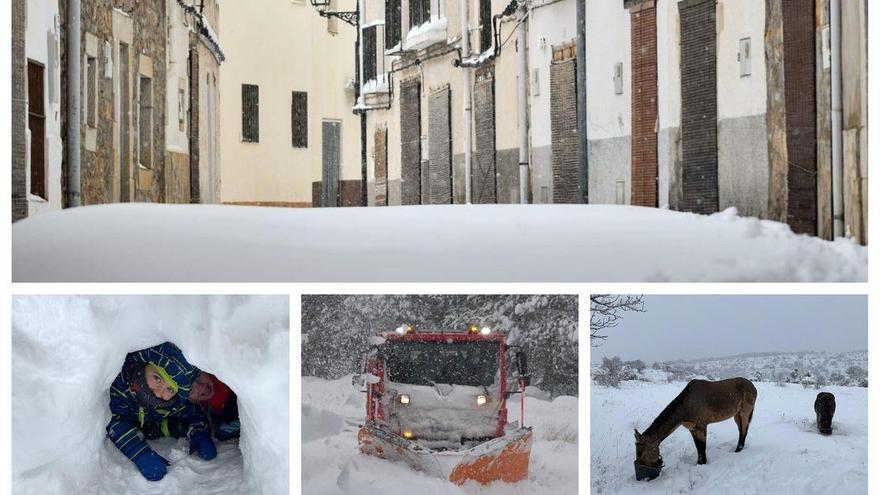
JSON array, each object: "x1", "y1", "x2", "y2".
[
  {"x1": 635, "y1": 377, "x2": 757, "y2": 466},
  {"x1": 814, "y1": 392, "x2": 836, "y2": 435}
]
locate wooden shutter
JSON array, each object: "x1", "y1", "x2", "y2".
[
  {"x1": 363, "y1": 26, "x2": 377, "y2": 83},
  {"x1": 385, "y1": 0, "x2": 402, "y2": 50},
  {"x1": 27, "y1": 61, "x2": 46, "y2": 198}
]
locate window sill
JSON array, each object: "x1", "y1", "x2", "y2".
[{"x1": 403, "y1": 17, "x2": 448, "y2": 52}]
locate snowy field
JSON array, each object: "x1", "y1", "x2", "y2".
[
  {"x1": 11, "y1": 296, "x2": 289, "y2": 495},
  {"x1": 12, "y1": 203, "x2": 866, "y2": 282},
  {"x1": 591, "y1": 380, "x2": 867, "y2": 494},
  {"x1": 302, "y1": 376, "x2": 578, "y2": 495}
]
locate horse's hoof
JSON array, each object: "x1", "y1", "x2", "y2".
[
  {"x1": 735, "y1": 447, "x2": 743, "y2": 453},
  {"x1": 697, "y1": 459, "x2": 707, "y2": 465}
]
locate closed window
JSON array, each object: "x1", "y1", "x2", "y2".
[
  {"x1": 27, "y1": 60, "x2": 46, "y2": 198},
  {"x1": 291, "y1": 91, "x2": 307, "y2": 148},
  {"x1": 86, "y1": 55, "x2": 97, "y2": 128},
  {"x1": 138, "y1": 75, "x2": 153, "y2": 168},
  {"x1": 479, "y1": 0, "x2": 492, "y2": 52},
  {"x1": 386, "y1": 0, "x2": 402, "y2": 50},
  {"x1": 363, "y1": 26, "x2": 377, "y2": 83},
  {"x1": 241, "y1": 84, "x2": 259, "y2": 143},
  {"x1": 409, "y1": 0, "x2": 431, "y2": 30}
]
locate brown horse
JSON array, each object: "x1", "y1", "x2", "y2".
[
  {"x1": 635, "y1": 377, "x2": 757, "y2": 466},
  {"x1": 814, "y1": 392, "x2": 836, "y2": 435}
]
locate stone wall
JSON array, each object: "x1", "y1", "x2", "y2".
[{"x1": 12, "y1": 0, "x2": 27, "y2": 221}]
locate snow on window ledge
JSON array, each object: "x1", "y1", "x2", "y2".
[
  {"x1": 362, "y1": 74, "x2": 390, "y2": 96},
  {"x1": 403, "y1": 17, "x2": 448, "y2": 52}
]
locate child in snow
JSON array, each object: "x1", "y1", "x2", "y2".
[
  {"x1": 106, "y1": 342, "x2": 217, "y2": 481},
  {"x1": 188, "y1": 372, "x2": 241, "y2": 441}
]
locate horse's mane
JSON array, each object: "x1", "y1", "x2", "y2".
[{"x1": 644, "y1": 385, "x2": 689, "y2": 440}]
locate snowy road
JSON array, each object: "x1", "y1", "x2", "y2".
[
  {"x1": 302, "y1": 376, "x2": 578, "y2": 495},
  {"x1": 591, "y1": 381, "x2": 867, "y2": 494},
  {"x1": 12, "y1": 203, "x2": 867, "y2": 282}
]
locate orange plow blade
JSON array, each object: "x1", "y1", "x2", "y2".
[
  {"x1": 358, "y1": 424, "x2": 533, "y2": 485},
  {"x1": 448, "y1": 429, "x2": 533, "y2": 485}
]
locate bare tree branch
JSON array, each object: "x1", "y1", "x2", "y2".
[{"x1": 590, "y1": 294, "x2": 645, "y2": 347}]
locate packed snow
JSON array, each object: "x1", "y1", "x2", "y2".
[
  {"x1": 11, "y1": 295, "x2": 289, "y2": 495},
  {"x1": 301, "y1": 375, "x2": 577, "y2": 495},
  {"x1": 12, "y1": 204, "x2": 867, "y2": 282},
  {"x1": 591, "y1": 379, "x2": 867, "y2": 494}
]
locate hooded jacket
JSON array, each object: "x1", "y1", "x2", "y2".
[{"x1": 106, "y1": 342, "x2": 209, "y2": 462}]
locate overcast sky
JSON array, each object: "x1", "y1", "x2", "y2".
[{"x1": 591, "y1": 295, "x2": 867, "y2": 363}]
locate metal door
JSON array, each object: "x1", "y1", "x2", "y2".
[{"x1": 322, "y1": 120, "x2": 341, "y2": 207}]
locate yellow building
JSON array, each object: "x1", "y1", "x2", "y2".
[{"x1": 219, "y1": 0, "x2": 360, "y2": 206}]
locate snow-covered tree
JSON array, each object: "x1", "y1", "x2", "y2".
[{"x1": 301, "y1": 295, "x2": 579, "y2": 397}]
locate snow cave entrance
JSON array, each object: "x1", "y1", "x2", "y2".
[{"x1": 98, "y1": 342, "x2": 247, "y2": 494}]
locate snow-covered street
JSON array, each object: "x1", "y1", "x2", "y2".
[
  {"x1": 302, "y1": 376, "x2": 578, "y2": 495},
  {"x1": 12, "y1": 203, "x2": 867, "y2": 282},
  {"x1": 591, "y1": 380, "x2": 867, "y2": 494}
]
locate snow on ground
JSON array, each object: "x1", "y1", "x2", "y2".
[
  {"x1": 591, "y1": 380, "x2": 867, "y2": 494},
  {"x1": 302, "y1": 376, "x2": 578, "y2": 495},
  {"x1": 11, "y1": 296, "x2": 289, "y2": 495},
  {"x1": 12, "y1": 203, "x2": 866, "y2": 282}
]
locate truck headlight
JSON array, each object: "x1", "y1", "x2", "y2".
[
  {"x1": 399, "y1": 394, "x2": 410, "y2": 405},
  {"x1": 402, "y1": 430, "x2": 413, "y2": 439},
  {"x1": 480, "y1": 326, "x2": 491, "y2": 335},
  {"x1": 476, "y1": 394, "x2": 488, "y2": 406}
]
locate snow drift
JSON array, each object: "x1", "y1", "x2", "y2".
[
  {"x1": 591, "y1": 380, "x2": 867, "y2": 494},
  {"x1": 11, "y1": 296, "x2": 289, "y2": 495},
  {"x1": 302, "y1": 375, "x2": 577, "y2": 495},
  {"x1": 12, "y1": 203, "x2": 867, "y2": 282}
]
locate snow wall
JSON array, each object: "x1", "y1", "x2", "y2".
[{"x1": 11, "y1": 295, "x2": 289, "y2": 495}]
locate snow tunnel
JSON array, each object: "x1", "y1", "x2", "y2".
[{"x1": 11, "y1": 295, "x2": 289, "y2": 495}]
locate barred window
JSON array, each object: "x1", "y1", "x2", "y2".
[
  {"x1": 241, "y1": 84, "x2": 259, "y2": 143},
  {"x1": 292, "y1": 91, "x2": 307, "y2": 148}
]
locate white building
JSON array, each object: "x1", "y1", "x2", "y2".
[{"x1": 24, "y1": 0, "x2": 64, "y2": 216}]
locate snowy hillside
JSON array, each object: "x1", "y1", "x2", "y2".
[
  {"x1": 302, "y1": 376, "x2": 577, "y2": 495},
  {"x1": 660, "y1": 351, "x2": 868, "y2": 385},
  {"x1": 591, "y1": 380, "x2": 867, "y2": 494},
  {"x1": 11, "y1": 296, "x2": 289, "y2": 495},
  {"x1": 12, "y1": 203, "x2": 867, "y2": 282}
]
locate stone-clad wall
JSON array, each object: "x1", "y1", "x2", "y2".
[{"x1": 60, "y1": 0, "x2": 171, "y2": 205}]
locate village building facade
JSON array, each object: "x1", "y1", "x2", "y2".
[
  {"x1": 15, "y1": 0, "x2": 66, "y2": 219},
  {"x1": 218, "y1": 0, "x2": 360, "y2": 207},
  {"x1": 11, "y1": 0, "x2": 223, "y2": 221},
  {"x1": 585, "y1": 0, "x2": 867, "y2": 243}
]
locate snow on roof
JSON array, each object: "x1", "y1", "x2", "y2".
[{"x1": 11, "y1": 204, "x2": 866, "y2": 282}]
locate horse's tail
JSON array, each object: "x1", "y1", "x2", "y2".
[{"x1": 748, "y1": 407, "x2": 754, "y2": 425}]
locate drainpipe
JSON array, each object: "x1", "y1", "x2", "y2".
[
  {"x1": 516, "y1": 0, "x2": 530, "y2": 204},
  {"x1": 576, "y1": 0, "x2": 587, "y2": 203},
  {"x1": 462, "y1": 0, "x2": 473, "y2": 204},
  {"x1": 830, "y1": 0, "x2": 843, "y2": 237},
  {"x1": 67, "y1": 0, "x2": 82, "y2": 207}
]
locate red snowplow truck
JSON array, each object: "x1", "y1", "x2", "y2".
[{"x1": 355, "y1": 324, "x2": 532, "y2": 485}]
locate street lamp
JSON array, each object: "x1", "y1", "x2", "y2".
[{"x1": 309, "y1": 0, "x2": 359, "y2": 27}]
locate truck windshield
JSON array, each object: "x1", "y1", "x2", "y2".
[{"x1": 381, "y1": 340, "x2": 500, "y2": 387}]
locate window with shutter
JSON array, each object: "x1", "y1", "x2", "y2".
[
  {"x1": 27, "y1": 60, "x2": 46, "y2": 199},
  {"x1": 241, "y1": 84, "x2": 259, "y2": 143},
  {"x1": 138, "y1": 75, "x2": 153, "y2": 169},
  {"x1": 292, "y1": 91, "x2": 308, "y2": 148}
]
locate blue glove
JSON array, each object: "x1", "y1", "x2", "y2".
[
  {"x1": 133, "y1": 450, "x2": 169, "y2": 481},
  {"x1": 215, "y1": 420, "x2": 241, "y2": 441},
  {"x1": 189, "y1": 431, "x2": 217, "y2": 460}
]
